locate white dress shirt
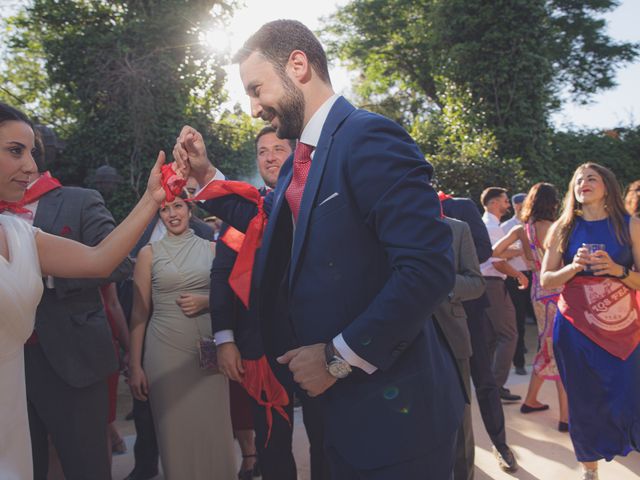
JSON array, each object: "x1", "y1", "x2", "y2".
[
  {"x1": 480, "y1": 212, "x2": 507, "y2": 279},
  {"x1": 500, "y1": 215, "x2": 529, "y2": 272}
]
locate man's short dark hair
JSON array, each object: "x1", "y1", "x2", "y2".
[
  {"x1": 255, "y1": 125, "x2": 295, "y2": 151},
  {"x1": 233, "y1": 20, "x2": 331, "y2": 85},
  {"x1": 480, "y1": 187, "x2": 508, "y2": 207}
]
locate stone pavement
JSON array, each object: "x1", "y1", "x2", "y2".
[{"x1": 111, "y1": 322, "x2": 640, "y2": 479}]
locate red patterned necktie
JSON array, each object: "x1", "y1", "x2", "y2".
[{"x1": 285, "y1": 142, "x2": 314, "y2": 222}]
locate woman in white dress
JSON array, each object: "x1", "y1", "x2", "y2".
[{"x1": 0, "y1": 102, "x2": 171, "y2": 479}]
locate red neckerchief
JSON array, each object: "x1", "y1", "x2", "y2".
[
  {"x1": 241, "y1": 356, "x2": 291, "y2": 445},
  {"x1": 191, "y1": 180, "x2": 266, "y2": 308},
  {"x1": 220, "y1": 226, "x2": 245, "y2": 253},
  {"x1": 160, "y1": 164, "x2": 186, "y2": 203},
  {"x1": 437, "y1": 191, "x2": 453, "y2": 219},
  {"x1": 158, "y1": 166, "x2": 266, "y2": 307},
  {"x1": 0, "y1": 172, "x2": 62, "y2": 217},
  {"x1": 558, "y1": 276, "x2": 640, "y2": 359}
]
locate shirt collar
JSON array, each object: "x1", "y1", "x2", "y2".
[
  {"x1": 299, "y1": 94, "x2": 340, "y2": 148},
  {"x1": 483, "y1": 211, "x2": 500, "y2": 225}
]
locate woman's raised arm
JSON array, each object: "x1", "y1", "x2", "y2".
[{"x1": 36, "y1": 153, "x2": 167, "y2": 279}]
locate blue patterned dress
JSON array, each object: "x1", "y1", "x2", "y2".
[{"x1": 553, "y1": 215, "x2": 640, "y2": 462}]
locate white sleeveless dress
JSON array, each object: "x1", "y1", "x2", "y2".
[{"x1": 0, "y1": 214, "x2": 44, "y2": 480}]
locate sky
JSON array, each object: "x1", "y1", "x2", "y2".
[
  {"x1": 214, "y1": 0, "x2": 640, "y2": 131},
  {"x1": 2, "y1": 0, "x2": 638, "y2": 130}
]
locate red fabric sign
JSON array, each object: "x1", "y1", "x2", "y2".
[{"x1": 558, "y1": 276, "x2": 640, "y2": 359}]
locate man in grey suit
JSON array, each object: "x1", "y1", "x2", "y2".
[
  {"x1": 434, "y1": 217, "x2": 486, "y2": 479},
  {"x1": 20, "y1": 161, "x2": 132, "y2": 479}
]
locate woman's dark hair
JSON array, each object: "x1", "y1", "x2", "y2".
[
  {"x1": 0, "y1": 102, "x2": 34, "y2": 129},
  {"x1": 521, "y1": 183, "x2": 559, "y2": 223}
]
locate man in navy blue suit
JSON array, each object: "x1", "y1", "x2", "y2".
[{"x1": 174, "y1": 20, "x2": 464, "y2": 479}]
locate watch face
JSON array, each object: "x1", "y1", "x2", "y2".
[{"x1": 328, "y1": 359, "x2": 351, "y2": 379}]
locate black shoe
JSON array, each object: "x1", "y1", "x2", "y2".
[
  {"x1": 499, "y1": 387, "x2": 521, "y2": 402},
  {"x1": 515, "y1": 366, "x2": 527, "y2": 375},
  {"x1": 238, "y1": 454, "x2": 259, "y2": 480},
  {"x1": 520, "y1": 403, "x2": 549, "y2": 413},
  {"x1": 493, "y1": 445, "x2": 518, "y2": 473},
  {"x1": 123, "y1": 469, "x2": 159, "y2": 480},
  {"x1": 558, "y1": 421, "x2": 569, "y2": 432}
]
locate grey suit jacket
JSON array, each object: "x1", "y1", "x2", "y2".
[
  {"x1": 434, "y1": 217, "x2": 485, "y2": 363},
  {"x1": 33, "y1": 186, "x2": 133, "y2": 388}
]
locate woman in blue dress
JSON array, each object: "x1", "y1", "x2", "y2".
[{"x1": 541, "y1": 162, "x2": 640, "y2": 480}]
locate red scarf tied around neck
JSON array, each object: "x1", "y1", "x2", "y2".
[{"x1": 0, "y1": 172, "x2": 62, "y2": 217}]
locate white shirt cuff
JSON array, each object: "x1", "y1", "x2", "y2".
[
  {"x1": 196, "y1": 168, "x2": 226, "y2": 197},
  {"x1": 333, "y1": 334, "x2": 377, "y2": 374},
  {"x1": 213, "y1": 329, "x2": 234, "y2": 345}
]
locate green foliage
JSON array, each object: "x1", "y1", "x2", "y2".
[
  {"x1": 323, "y1": 0, "x2": 638, "y2": 183},
  {"x1": 211, "y1": 107, "x2": 264, "y2": 183},
  {"x1": 1, "y1": 0, "x2": 254, "y2": 221},
  {"x1": 548, "y1": 126, "x2": 640, "y2": 192},
  {"x1": 412, "y1": 79, "x2": 525, "y2": 202}
]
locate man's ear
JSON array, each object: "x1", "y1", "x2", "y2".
[{"x1": 287, "y1": 50, "x2": 312, "y2": 84}]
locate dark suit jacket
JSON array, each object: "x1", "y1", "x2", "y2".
[
  {"x1": 441, "y1": 196, "x2": 492, "y2": 264},
  {"x1": 33, "y1": 187, "x2": 133, "y2": 388},
  {"x1": 202, "y1": 96, "x2": 464, "y2": 469},
  {"x1": 209, "y1": 189, "x2": 269, "y2": 359},
  {"x1": 433, "y1": 218, "x2": 484, "y2": 400}
]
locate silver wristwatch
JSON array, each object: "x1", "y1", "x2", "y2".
[{"x1": 324, "y1": 342, "x2": 352, "y2": 379}]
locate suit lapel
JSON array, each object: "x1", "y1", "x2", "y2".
[
  {"x1": 33, "y1": 189, "x2": 63, "y2": 234},
  {"x1": 289, "y1": 97, "x2": 355, "y2": 290},
  {"x1": 254, "y1": 158, "x2": 293, "y2": 287}
]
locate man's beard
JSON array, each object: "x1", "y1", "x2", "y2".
[{"x1": 263, "y1": 75, "x2": 305, "y2": 140}]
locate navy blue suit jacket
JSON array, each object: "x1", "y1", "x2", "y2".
[
  {"x1": 441, "y1": 197, "x2": 492, "y2": 264},
  {"x1": 203, "y1": 97, "x2": 463, "y2": 468}
]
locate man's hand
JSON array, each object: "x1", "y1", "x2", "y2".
[
  {"x1": 217, "y1": 343, "x2": 245, "y2": 382},
  {"x1": 277, "y1": 343, "x2": 337, "y2": 397},
  {"x1": 515, "y1": 271, "x2": 529, "y2": 290},
  {"x1": 176, "y1": 293, "x2": 208, "y2": 317},
  {"x1": 173, "y1": 125, "x2": 216, "y2": 186}
]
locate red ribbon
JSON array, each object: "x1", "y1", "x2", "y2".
[
  {"x1": 0, "y1": 172, "x2": 62, "y2": 216},
  {"x1": 240, "y1": 355, "x2": 291, "y2": 445},
  {"x1": 437, "y1": 191, "x2": 453, "y2": 219},
  {"x1": 160, "y1": 164, "x2": 186, "y2": 203},
  {"x1": 191, "y1": 180, "x2": 267, "y2": 308},
  {"x1": 220, "y1": 226, "x2": 245, "y2": 253}
]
